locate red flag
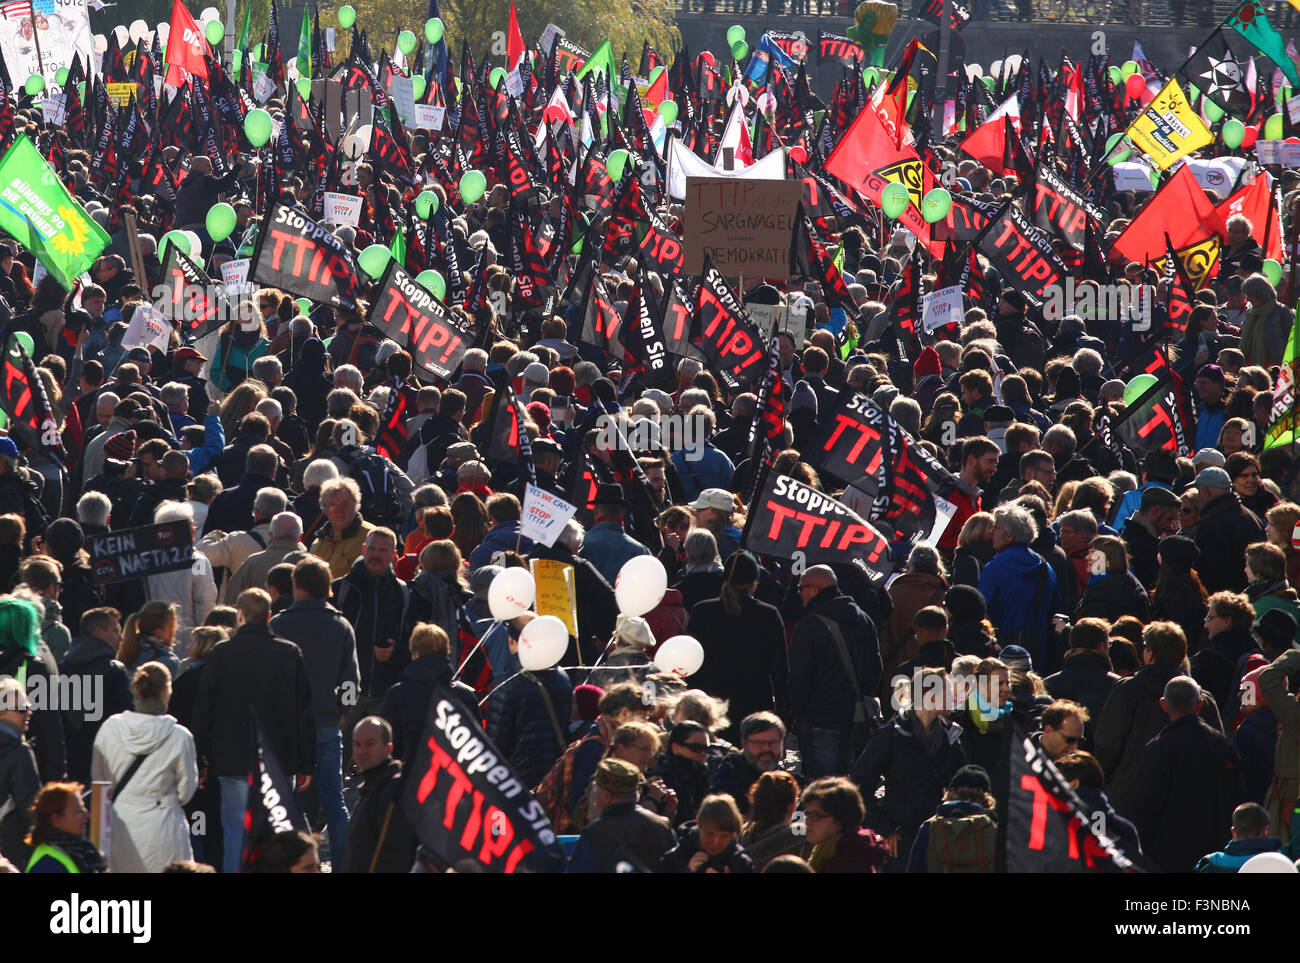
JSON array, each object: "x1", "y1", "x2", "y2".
[
  {"x1": 959, "y1": 115, "x2": 1010, "y2": 173},
  {"x1": 507, "y1": 1, "x2": 526, "y2": 71},
  {"x1": 1212, "y1": 174, "x2": 1283, "y2": 266},
  {"x1": 1112, "y1": 165, "x2": 1221, "y2": 290},
  {"x1": 164, "y1": 0, "x2": 209, "y2": 85}
]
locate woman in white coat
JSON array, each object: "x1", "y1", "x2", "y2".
[
  {"x1": 146, "y1": 501, "x2": 217, "y2": 660},
  {"x1": 92, "y1": 662, "x2": 200, "y2": 873}
]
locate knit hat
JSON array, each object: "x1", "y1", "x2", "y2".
[
  {"x1": 43, "y1": 518, "x2": 85, "y2": 559},
  {"x1": 913, "y1": 345, "x2": 942, "y2": 379},
  {"x1": 1253, "y1": 608, "x2": 1297, "y2": 652},
  {"x1": 999, "y1": 644, "x2": 1033, "y2": 671},
  {"x1": 948, "y1": 764, "x2": 992, "y2": 793},
  {"x1": 573, "y1": 684, "x2": 604, "y2": 721},
  {"x1": 615, "y1": 614, "x2": 655, "y2": 649},
  {"x1": 1157, "y1": 535, "x2": 1199, "y2": 574},
  {"x1": 790, "y1": 379, "x2": 818, "y2": 415},
  {"x1": 103, "y1": 430, "x2": 137, "y2": 463},
  {"x1": 944, "y1": 584, "x2": 986, "y2": 623},
  {"x1": 0, "y1": 437, "x2": 17, "y2": 460},
  {"x1": 725, "y1": 550, "x2": 760, "y2": 585},
  {"x1": 525, "y1": 401, "x2": 552, "y2": 433},
  {"x1": 1196, "y1": 363, "x2": 1225, "y2": 385}
]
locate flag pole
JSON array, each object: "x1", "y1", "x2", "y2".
[{"x1": 30, "y1": 7, "x2": 45, "y2": 78}]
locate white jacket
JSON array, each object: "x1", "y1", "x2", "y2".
[
  {"x1": 146, "y1": 554, "x2": 218, "y2": 660},
  {"x1": 92, "y1": 710, "x2": 199, "y2": 873}
]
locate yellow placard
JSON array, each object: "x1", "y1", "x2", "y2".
[
  {"x1": 1126, "y1": 77, "x2": 1212, "y2": 171},
  {"x1": 106, "y1": 82, "x2": 136, "y2": 106},
  {"x1": 531, "y1": 558, "x2": 578, "y2": 639}
]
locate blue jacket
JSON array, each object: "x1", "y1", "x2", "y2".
[
  {"x1": 485, "y1": 667, "x2": 573, "y2": 789},
  {"x1": 671, "y1": 444, "x2": 736, "y2": 503},
  {"x1": 1112, "y1": 482, "x2": 1174, "y2": 535},
  {"x1": 1195, "y1": 835, "x2": 1283, "y2": 873},
  {"x1": 1195, "y1": 400, "x2": 1226, "y2": 453},
  {"x1": 186, "y1": 410, "x2": 226, "y2": 476},
  {"x1": 978, "y1": 545, "x2": 1060, "y2": 667},
  {"x1": 579, "y1": 520, "x2": 651, "y2": 585},
  {"x1": 468, "y1": 521, "x2": 534, "y2": 571},
  {"x1": 209, "y1": 334, "x2": 269, "y2": 394}
]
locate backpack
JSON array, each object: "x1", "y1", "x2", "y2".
[
  {"x1": 925, "y1": 811, "x2": 998, "y2": 873},
  {"x1": 532, "y1": 732, "x2": 604, "y2": 834},
  {"x1": 337, "y1": 445, "x2": 404, "y2": 528}
]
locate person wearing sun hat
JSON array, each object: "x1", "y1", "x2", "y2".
[{"x1": 566, "y1": 757, "x2": 676, "y2": 873}]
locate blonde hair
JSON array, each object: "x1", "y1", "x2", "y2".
[
  {"x1": 668, "y1": 689, "x2": 731, "y2": 734},
  {"x1": 957, "y1": 512, "x2": 995, "y2": 547},
  {"x1": 696, "y1": 794, "x2": 743, "y2": 834},
  {"x1": 409, "y1": 622, "x2": 450, "y2": 658},
  {"x1": 188, "y1": 625, "x2": 228, "y2": 661}
]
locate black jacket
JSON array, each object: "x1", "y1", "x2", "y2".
[
  {"x1": 0, "y1": 723, "x2": 39, "y2": 867},
  {"x1": 708, "y1": 751, "x2": 766, "y2": 817},
  {"x1": 129, "y1": 475, "x2": 190, "y2": 528},
  {"x1": 0, "y1": 643, "x2": 65, "y2": 782},
  {"x1": 1094, "y1": 663, "x2": 1224, "y2": 818},
  {"x1": 379, "y1": 654, "x2": 478, "y2": 764},
  {"x1": 202, "y1": 472, "x2": 278, "y2": 536},
  {"x1": 216, "y1": 431, "x2": 289, "y2": 489},
  {"x1": 788, "y1": 587, "x2": 882, "y2": 731},
  {"x1": 648, "y1": 751, "x2": 712, "y2": 828},
  {"x1": 1129, "y1": 714, "x2": 1244, "y2": 873},
  {"x1": 656, "y1": 825, "x2": 755, "y2": 873},
  {"x1": 851, "y1": 710, "x2": 967, "y2": 842},
  {"x1": 1043, "y1": 649, "x2": 1120, "y2": 744},
  {"x1": 1190, "y1": 628, "x2": 1258, "y2": 716},
  {"x1": 341, "y1": 757, "x2": 416, "y2": 873},
  {"x1": 686, "y1": 591, "x2": 790, "y2": 727},
  {"x1": 1076, "y1": 572, "x2": 1152, "y2": 624},
  {"x1": 526, "y1": 542, "x2": 618, "y2": 663},
  {"x1": 1195, "y1": 492, "x2": 1265, "y2": 594},
  {"x1": 569, "y1": 801, "x2": 676, "y2": 873},
  {"x1": 57, "y1": 635, "x2": 132, "y2": 785},
  {"x1": 1121, "y1": 513, "x2": 1161, "y2": 590},
  {"x1": 333, "y1": 562, "x2": 412, "y2": 699},
  {"x1": 485, "y1": 668, "x2": 573, "y2": 789},
  {"x1": 193, "y1": 622, "x2": 315, "y2": 778},
  {"x1": 270, "y1": 599, "x2": 361, "y2": 727}
]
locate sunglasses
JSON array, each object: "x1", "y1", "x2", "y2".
[{"x1": 681, "y1": 742, "x2": 708, "y2": 752}]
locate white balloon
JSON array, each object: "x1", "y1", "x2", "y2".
[
  {"x1": 129, "y1": 19, "x2": 148, "y2": 43},
  {"x1": 614, "y1": 555, "x2": 667, "y2": 617},
  {"x1": 1239, "y1": 852, "x2": 1298, "y2": 873},
  {"x1": 965, "y1": 63, "x2": 983, "y2": 80},
  {"x1": 518, "y1": 615, "x2": 568, "y2": 671},
  {"x1": 112, "y1": 25, "x2": 129, "y2": 47},
  {"x1": 488, "y1": 568, "x2": 535, "y2": 621},
  {"x1": 93, "y1": 34, "x2": 108, "y2": 54},
  {"x1": 157, "y1": 23, "x2": 170, "y2": 42},
  {"x1": 653, "y1": 635, "x2": 704, "y2": 677},
  {"x1": 200, "y1": 6, "x2": 220, "y2": 22},
  {"x1": 182, "y1": 231, "x2": 202, "y2": 258},
  {"x1": 725, "y1": 83, "x2": 750, "y2": 108},
  {"x1": 989, "y1": 60, "x2": 1003, "y2": 81}
]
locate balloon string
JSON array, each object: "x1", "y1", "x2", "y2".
[
  {"x1": 452, "y1": 619, "x2": 501, "y2": 682},
  {"x1": 478, "y1": 671, "x2": 519, "y2": 708}
]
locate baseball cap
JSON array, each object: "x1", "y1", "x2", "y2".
[
  {"x1": 0, "y1": 437, "x2": 17, "y2": 460},
  {"x1": 1193, "y1": 466, "x2": 1232, "y2": 490},
  {"x1": 1193, "y1": 448, "x2": 1226, "y2": 469},
  {"x1": 690, "y1": 488, "x2": 734, "y2": 513},
  {"x1": 174, "y1": 346, "x2": 207, "y2": 363},
  {"x1": 594, "y1": 758, "x2": 641, "y2": 794}
]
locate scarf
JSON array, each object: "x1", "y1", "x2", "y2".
[
  {"x1": 808, "y1": 831, "x2": 842, "y2": 872},
  {"x1": 967, "y1": 689, "x2": 1012, "y2": 734},
  {"x1": 47, "y1": 830, "x2": 108, "y2": 873},
  {"x1": 1239, "y1": 302, "x2": 1273, "y2": 366}
]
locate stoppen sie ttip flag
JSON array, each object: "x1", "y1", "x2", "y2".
[
  {"x1": 1123, "y1": 77, "x2": 1212, "y2": 171},
  {"x1": 402, "y1": 685, "x2": 567, "y2": 873},
  {"x1": 240, "y1": 710, "x2": 310, "y2": 873},
  {"x1": 742, "y1": 471, "x2": 894, "y2": 584},
  {"x1": 692, "y1": 258, "x2": 768, "y2": 391},
  {"x1": 250, "y1": 204, "x2": 360, "y2": 311},
  {"x1": 0, "y1": 134, "x2": 110, "y2": 289},
  {"x1": 366, "y1": 259, "x2": 471, "y2": 381}
]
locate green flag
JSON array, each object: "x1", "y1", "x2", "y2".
[
  {"x1": 0, "y1": 135, "x2": 110, "y2": 289},
  {"x1": 1264, "y1": 313, "x2": 1300, "y2": 449},
  {"x1": 576, "y1": 39, "x2": 614, "y2": 82},
  {"x1": 390, "y1": 229, "x2": 406, "y2": 267},
  {"x1": 236, "y1": 1, "x2": 252, "y2": 51},
  {"x1": 1227, "y1": 0, "x2": 1299, "y2": 87},
  {"x1": 297, "y1": 5, "x2": 312, "y2": 79}
]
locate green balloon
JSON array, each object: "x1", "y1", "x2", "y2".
[
  {"x1": 295, "y1": 77, "x2": 312, "y2": 101},
  {"x1": 921, "y1": 187, "x2": 952, "y2": 224},
  {"x1": 1265, "y1": 114, "x2": 1283, "y2": 140},
  {"x1": 55, "y1": 67, "x2": 68, "y2": 86},
  {"x1": 295, "y1": 297, "x2": 312, "y2": 316},
  {"x1": 658, "y1": 99, "x2": 678, "y2": 125},
  {"x1": 845, "y1": 24, "x2": 859, "y2": 40},
  {"x1": 1222, "y1": 118, "x2": 1245, "y2": 149},
  {"x1": 649, "y1": 66, "x2": 666, "y2": 88},
  {"x1": 1202, "y1": 98, "x2": 1224, "y2": 123},
  {"x1": 981, "y1": 75, "x2": 995, "y2": 90},
  {"x1": 338, "y1": 5, "x2": 355, "y2": 29},
  {"x1": 425, "y1": 18, "x2": 444, "y2": 43},
  {"x1": 244, "y1": 108, "x2": 272, "y2": 147},
  {"x1": 726, "y1": 25, "x2": 746, "y2": 46},
  {"x1": 862, "y1": 67, "x2": 880, "y2": 87},
  {"x1": 731, "y1": 40, "x2": 749, "y2": 61},
  {"x1": 1263, "y1": 259, "x2": 1283, "y2": 287},
  {"x1": 880, "y1": 182, "x2": 910, "y2": 219},
  {"x1": 232, "y1": 50, "x2": 243, "y2": 71},
  {"x1": 489, "y1": 67, "x2": 506, "y2": 90},
  {"x1": 415, "y1": 191, "x2": 438, "y2": 219},
  {"x1": 459, "y1": 169, "x2": 487, "y2": 204},
  {"x1": 1105, "y1": 132, "x2": 1131, "y2": 165},
  {"x1": 205, "y1": 19, "x2": 224, "y2": 46},
  {"x1": 1121, "y1": 60, "x2": 1140, "y2": 79},
  {"x1": 158, "y1": 230, "x2": 189, "y2": 263},
  {"x1": 11, "y1": 331, "x2": 34, "y2": 357},
  {"x1": 412, "y1": 75, "x2": 427, "y2": 100},
  {"x1": 397, "y1": 30, "x2": 418, "y2": 56},
  {"x1": 253, "y1": 44, "x2": 265, "y2": 62},
  {"x1": 24, "y1": 74, "x2": 44, "y2": 96},
  {"x1": 358, "y1": 243, "x2": 392, "y2": 280},
  {"x1": 606, "y1": 148, "x2": 630, "y2": 182},
  {"x1": 1107, "y1": 65, "x2": 1122, "y2": 86},
  {"x1": 417, "y1": 269, "x2": 446, "y2": 300},
  {"x1": 1124, "y1": 373, "x2": 1158, "y2": 406},
  {"x1": 206, "y1": 203, "x2": 237, "y2": 242}
]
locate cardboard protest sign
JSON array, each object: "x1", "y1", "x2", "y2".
[
  {"x1": 683, "y1": 177, "x2": 801, "y2": 278},
  {"x1": 531, "y1": 559, "x2": 578, "y2": 639}
]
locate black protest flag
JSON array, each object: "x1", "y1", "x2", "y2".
[
  {"x1": 1181, "y1": 28, "x2": 1251, "y2": 118},
  {"x1": 577, "y1": 265, "x2": 622, "y2": 357},
  {"x1": 637, "y1": 207, "x2": 685, "y2": 277},
  {"x1": 375, "y1": 377, "x2": 410, "y2": 462},
  {"x1": 744, "y1": 335, "x2": 788, "y2": 498},
  {"x1": 250, "y1": 205, "x2": 361, "y2": 310},
  {"x1": 743, "y1": 470, "x2": 895, "y2": 584},
  {"x1": 888, "y1": 245, "x2": 925, "y2": 358},
  {"x1": 402, "y1": 683, "x2": 566, "y2": 872},
  {"x1": 808, "y1": 389, "x2": 890, "y2": 511},
  {"x1": 366, "y1": 259, "x2": 471, "y2": 382},
  {"x1": 1161, "y1": 232, "x2": 1197, "y2": 332},
  {"x1": 239, "y1": 709, "x2": 310, "y2": 873},
  {"x1": 974, "y1": 200, "x2": 1066, "y2": 308},
  {"x1": 482, "y1": 373, "x2": 535, "y2": 484},
  {"x1": 693, "y1": 259, "x2": 767, "y2": 391},
  {"x1": 158, "y1": 243, "x2": 224, "y2": 341},
  {"x1": 817, "y1": 30, "x2": 863, "y2": 69},
  {"x1": 660, "y1": 275, "x2": 697, "y2": 361},
  {"x1": 620, "y1": 284, "x2": 672, "y2": 388},
  {"x1": 1112, "y1": 370, "x2": 1191, "y2": 458},
  {"x1": 790, "y1": 210, "x2": 862, "y2": 324},
  {"x1": 1003, "y1": 719, "x2": 1141, "y2": 872},
  {"x1": 0, "y1": 337, "x2": 64, "y2": 461},
  {"x1": 1032, "y1": 166, "x2": 1103, "y2": 252},
  {"x1": 508, "y1": 209, "x2": 555, "y2": 318}
]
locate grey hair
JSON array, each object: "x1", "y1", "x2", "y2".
[
  {"x1": 413, "y1": 483, "x2": 447, "y2": 508},
  {"x1": 1163, "y1": 675, "x2": 1202, "y2": 713},
  {"x1": 1242, "y1": 273, "x2": 1277, "y2": 305},
  {"x1": 890, "y1": 397, "x2": 922, "y2": 438},
  {"x1": 506, "y1": 352, "x2": 538, "y2": 378},
  {"x1": 906, "y1": 541, "x2": 947, "y2": 579},
  {"x1": 1056, "y1": 509, "x2": 1099, "y2": 538},
  {"x1": 77, "y1": 491, "x2": 112, "y2": 527},
  {"x1": 993, "y1": 504, "x2": 1038, "y2": 545},
  {"x1": 1072, "y1": 348, "x2": 1104, "y2": 378},
  {"x1": 679, "y1": 388, "x2": 710, "y2": 412},
  {"x1": 269, "y1": 511, "x2": 303, "y2": 541},
  {"x1": 326, "y1": 387, "x2": 359, "y2": 419},
  {"x1": 255, "y1": 397, "x2": 282, "y2": 423},
  {"x1": 303, "y1": 459, "x2": 339, "y2": 491},
  {"x1": 374, "y1": 340, "x2": 400, "y2": 366},
  {"x1": 333, "y1": 365, "x2": 364, "y2": 392},
  {"x1": 461, "y1": 348, "x2": 488, "y2": 372},
  {"x1": 160, "y1": 382, "x2": 190, "y2": 408},
  {"x1": 253, "y1": 487, "x2": 289, "y2": 519},
  {"x1": 677, "y1": 357, "x2": 704, "y2": 379},
  {"x1": 96, "y1": 391, "x2": 121, "y2": 412},
  {"x1": 686, "y1": 403, "x2": 716, "y2": 435},
  {"x1": 251, "y1": 356, "x2": 282, "y2": 383},
  {"x1": 1043, "y1": 424, "x2": 1077, "y2": 456},
  {"x1": 1225, "y1": 213, "x2": 1253, "y2": 234},
  {"x1": 155, "y1": 501, "x2": 195, "y2": 526},
  {"x1": 557, "y1": 519, "x2": 585, "y2": 553},
  {"x1": 731, "y1": 393, "x2": 757, "y2": 418},
  {"x1": 684, "y1": 528, "x2": 719, "y2": 566}
]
